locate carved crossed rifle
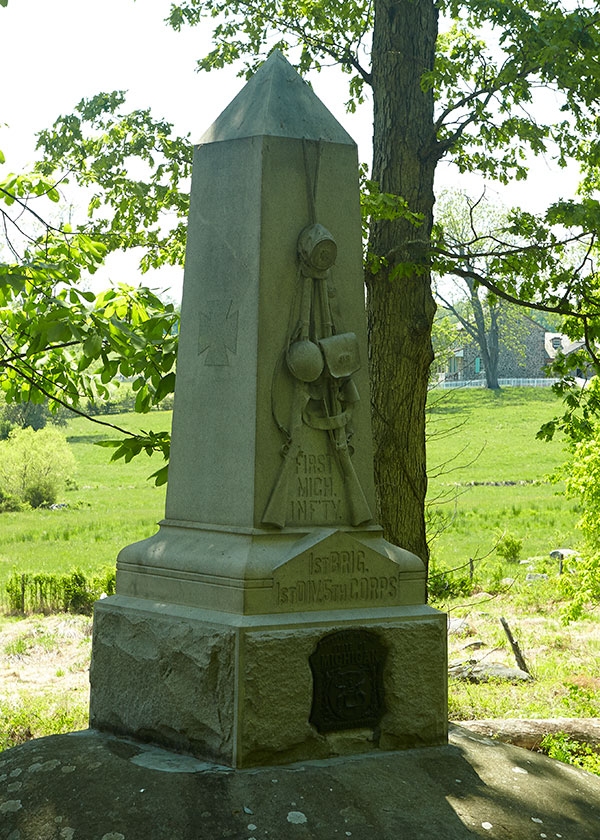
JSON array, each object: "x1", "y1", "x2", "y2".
[{"x1": 262, "y1": 224, "x2": 372, "y2": 529}]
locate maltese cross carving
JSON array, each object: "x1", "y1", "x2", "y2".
[{"x1": 198, "y1": 298, "x2": 239, "y2": 366}]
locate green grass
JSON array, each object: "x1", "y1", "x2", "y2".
[
  {"x1": 0, "y1": 388, "x2": 576, "y2": 600},
  {"x1": 428, "y1": 388, "x2": 600, "y2": 724},
  {"x1": 0, "y1": 691, "x2": 88, "y2": 751},
  {"x1": 0, "y1": 389, "x2": 582, "y2": 604},
  {"x1": 444, "y1": 596, "x2": 600, "y2": 723},
  {"x1": 0, "y1": 411, "x2": 170, "y2": 602},
  {"x1": 426, "y1": 387, "x2": 580, "y2": 580}
]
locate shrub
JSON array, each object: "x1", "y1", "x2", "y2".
[
  {"x1": 0, "y1": 487, "x2": 23, "y2": 513},
  {"x1": 0, "y1": 692, "x2": 88, "y2": 752},
  {"x1": 428, "y1": 570, "x2": 474, "y2": 601},
  {"x1": 559, "y1": 429, "x2": 600, "y2": 620},
  {"x1": 540, "y1": 732, "x2": 600, "y2": 776},
  {"x1": 496, "y1": 533, "x2": 523, "y2": 562},
  {"x1": 4, "y1": 567, "x2": 116, "y2": 614},
  {"x1": 0, "y1": 397, "x2": 68, "y2": 437},
  {"x1": 0, "y1": 418, "x2": 13, "y2": 440},
  {"x1": 0, "y1": 427, "x2": 75, "y2": 508}
]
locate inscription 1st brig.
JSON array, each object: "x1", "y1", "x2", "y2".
[
  {"x1": 288, "y1": 451, "x2": 343, "y2": 523},
  {"x1": 275, "y1": 547, "x2": 401, "y2": 607}
]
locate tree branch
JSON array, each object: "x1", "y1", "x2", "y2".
[
  {"x1": 234, "y1": 0, "x2": 373, "y2": 85},
  {"x1": 447, "y1": 265, "x2": 595, "y2": 319},
  {"x1": 3, "y1": 362, "x2": 136, "y2": 438},
  {"x1": 0, "y1": 340, "x2": 81, "y2": 365}
]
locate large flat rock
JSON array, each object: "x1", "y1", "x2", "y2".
[{"x1": 1, "y1": 725, "x2": 600, "y2": 839}]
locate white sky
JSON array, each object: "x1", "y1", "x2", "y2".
[{"x1": 0, "y1": 0, "x2": 585, "y2": 300}]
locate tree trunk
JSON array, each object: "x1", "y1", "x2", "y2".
[
  {"x1": 484, "y1": 303, "x2": 500, "y2": 389},
  {"x1": 367, "y1": 0, "x2": 439, "y2": 567},
  {"x1": 465, "y1": 274, "x2": 501, "y2": 389}
]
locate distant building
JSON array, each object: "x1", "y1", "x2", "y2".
[{"x1": 438, "y1": 319, "x2": 588, "y2": 385}]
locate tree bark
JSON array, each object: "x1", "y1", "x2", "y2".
[
  {"x1": 367, "y1": 0, "x2": 439, "y2": 567},
  {"x1": 469, "y1": 283, "x2": 500, "y2": 389}
]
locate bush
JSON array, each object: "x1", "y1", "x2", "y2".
[
  {"x1": 5, "y1": 567, "x2": 116, "y2": 614},
  {"x1": 0, "y1": 692, "x2": 88, "y2": 752},
  {"x1": 496, "y1": 533, "x2": 523, "y2": 562},
  {"x1": 0, "y1": 427, "x2": 75, "y2": 508},
  {"x1": 428, "y1": 570, "x2": 474, "y2": 600},
  {"x1": 540, "y1": 732, "x2": 600, "y2": 776},
  {"x1": 0, "y1": 398, "x2": 68, "y2": 438},
  {"x1": 559, "y1": 429, "x2": 600, "y2": 620},
  {"x1": 0, "y1": 487, "x2": 23, "y2": 513},
  {"x1": 0, "y1": 418, "x2": 13, "y2": 440}
]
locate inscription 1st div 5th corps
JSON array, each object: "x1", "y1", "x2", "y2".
[{"x1": 274, "y1": 548, "x2": 401, "y2": 607}]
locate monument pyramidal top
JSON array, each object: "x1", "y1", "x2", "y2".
[{"x1": 200, "y1": 49, "x2": 355, "y2": 145}]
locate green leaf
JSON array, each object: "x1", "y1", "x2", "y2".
[
  {"x1": 154, "y1": 372, "x2": 176, "y2": 403},
  {"x1": 134, "y1": 385, "x2": 151, "y2": 414},
  {"x1": 149, "y1": 465, "x2": 169, "y2": 486},
  {"x1": 83, "y1": 334, "x2": 103, "y2": 358}
]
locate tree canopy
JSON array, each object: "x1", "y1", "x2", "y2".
[
  {"x1": 163, "y1": 0, "x2": 600, "y2": 563},
  {"x1": 0, "y1": 150, "x2": 179, "y2": 484},
  {"x1": 3, "y1": 0, "x2": 600, "y2": 566}
]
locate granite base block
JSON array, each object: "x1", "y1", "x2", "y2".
[{"x1": 90, "y1": 595, "x2": 447, "y2": 768}]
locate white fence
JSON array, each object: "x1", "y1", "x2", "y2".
[{"x1": 436, "y1": 377, "x2": 560, "y2": 390}]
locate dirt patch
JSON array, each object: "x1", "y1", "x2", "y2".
[{"x1": 0, "y1": 614, "x2": 91, "y2": 704}]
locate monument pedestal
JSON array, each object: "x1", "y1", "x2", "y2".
[
  {"x1": 91, "y1": 521, "x2": 446, "y2": 768},
  {"x1": 91, "y1": 596, "x2": 446, "y2": 768}
]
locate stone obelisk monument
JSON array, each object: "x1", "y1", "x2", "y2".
[{"x1": 89, "y1": 51, "x2": 447, "y2": 768}]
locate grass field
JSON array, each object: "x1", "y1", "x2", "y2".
[
  {"x1": 0, "y1": 411, "x2": 171, "y2": 601},
  {"x1": 0, "y1": 387, "x2": 582, "y2": 596},
  {"x1": 425, "y1": 387, "x2": 599, "y2": 725},
  {"x1": 426, "y1": 387, "x2": 580, "y2": 582}
]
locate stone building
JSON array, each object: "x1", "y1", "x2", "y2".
[{"x1": 441, "y1": 317, "x2": 586, "y2": 384}]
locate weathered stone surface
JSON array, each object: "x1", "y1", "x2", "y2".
[
  {"x1": 164, "y1": 52, "x2": 375, "y2": 531},
  {"x1": 271, "y1": 528, "x2": 425, "y2": 612},
  {"x1": 378, "y1": 618, "x2": 448, "y2": 750},
  {"x1": 89, "y1": 598, "x2": 235, "y2": 762},
  {"x1": 90, "y1": 597, "x2": 445, "y2": 767},
  {"x1": 115, "y1": 525, "x2": 426, "y2": 614},
  {"x1": 447, "y1": 617, "x2": 475, "y2": 636},
  {"x1": 449, "y1": 662, "x2": 533, "y2": 683},
  {"x1": 549, "y1": 548, "x2": 580, "y2": 560},
  {"x1": 456, "y1": 717, "x2": 600, "y2": 751},
  {"x1": 240, "y1": 614, "x2": 447, "y2": 765},
  {"x1": 2, "y1": 726, "x2": 600, "y2": 840},
  {"x1": 199, "y1": 50, "x2": 355, "y2": 146}
]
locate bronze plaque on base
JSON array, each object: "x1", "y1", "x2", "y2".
[{"x1": 309, "y1": 629, "x2": 386, "y2": 733}]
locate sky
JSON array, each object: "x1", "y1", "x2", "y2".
[{"x1": 0, "y1": 0, "x2": 584, "y2": 300}]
